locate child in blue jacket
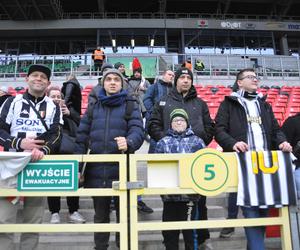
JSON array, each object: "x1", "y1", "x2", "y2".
[{"x1": 155, "y1": 108, "x2": 210, "y2": 250}]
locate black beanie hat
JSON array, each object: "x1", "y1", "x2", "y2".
[
  {"x1": 133, "y1": 67, "x2": 142, "y2": 74},
  {"x1": 114, "y1": 62, "x2": 124, "y2": 69},
  {"x1": 174, "y1": 67, "x2": 193, "y2": 86}
]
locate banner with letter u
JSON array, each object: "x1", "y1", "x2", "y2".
[{"x1": 236, "y1": 151, "x2": 297, "y2": 207}]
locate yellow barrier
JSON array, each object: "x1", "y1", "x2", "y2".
[
  {"x1": 0, "y1": 149, "x2": 294, "y2": 249},
  {"x1": 129, "y1": 149, "x2": 293, "y2": 250},
  {"x1": 0, "y1": 154, "x2": 129, "y2": 250}
]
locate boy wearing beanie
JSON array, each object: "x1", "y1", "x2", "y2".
[
  {"x1": 149, "y1": 68, "x2": 214, "y2": 249},
  {"x1": 155, "y1": 108, "x2": 208, "y2": 250}
]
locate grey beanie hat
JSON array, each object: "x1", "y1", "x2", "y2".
[{"x1": 101, "y1": 68, "x2": 125, "y2": 87}]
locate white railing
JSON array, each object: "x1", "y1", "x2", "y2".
[{"x1": 0, "y1": 53, "x2": 299, "y2": 81}]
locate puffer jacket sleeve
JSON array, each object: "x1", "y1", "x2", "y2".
[
  {"x1": 267, "y1": 102, "x2": 286, "y2": 148},
  {"x1": 75, "y1": 111, "x2": 92, "y2": 154},
  {"x1": 126, "y1": 101, "x2": 145, "y2": 153},
  {"x1": 215, "y1": 100, "x2": 237, "y2": 151},
  {"x1": 143, "y1": 84, "x2": 156, "y2": 121},
  {"x1": 147, "y1": 100, "x2": 165, "y2": 142},
  {"x1": 154, "y1": 139, "x2": 166, "y2": 153},
  {"x1": 200, "y1": 100, "x2": 215, "y2": 145}
]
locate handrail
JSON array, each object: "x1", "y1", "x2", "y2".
[
  {"x1": 56, "y1": 12, "x2": 300, "y2": 21},
  {"x1": 0, "y1": 53, "x2": 299, "y2": 81}
]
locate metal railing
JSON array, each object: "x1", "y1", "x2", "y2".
[
  {"x1": 0, "y1": 53, "x2": 299, "y2": 82},
  {"x1": 0, "y1": 150, "x2": 297, "y2": 249},
  {"x1": 59, "y1": 12, "x2": 300, "y2": 21}
]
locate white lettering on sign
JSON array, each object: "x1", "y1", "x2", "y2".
[
  {"x1": 26, "y1": 168, "x2": 71, "y2": 177},
  {"x1": 221, "y1": 21, "x2": 241, "y2": 29},
  {"x1": 25, "y1": 179, "x2": 70, "y2": 184}
]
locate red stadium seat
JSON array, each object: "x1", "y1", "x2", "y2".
[{"x1": 272, "y1": 107, "x2": 285, "y2": 113}]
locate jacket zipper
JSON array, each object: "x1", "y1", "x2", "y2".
[{"x1": 103, "y1": 107, "x2": 111, "y2": 185}]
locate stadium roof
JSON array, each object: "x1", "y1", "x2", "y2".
[{"x1": 0, "y1": 0, "x2": 299, "y2": 20}]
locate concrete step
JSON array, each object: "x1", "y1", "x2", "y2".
[
  {"x1": 48, "y1": 195, "x2": 228, "y2": 210},
  {"x1": 43, "y1": 205, "x2": 227, "y2": 224},
  {"x1": 32, "y1": 230, "x2": 281, "y2": 250}
]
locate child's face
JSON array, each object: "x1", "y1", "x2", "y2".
[{"x1": 171, "y1": 117, "x2": 187, "y2": 133}]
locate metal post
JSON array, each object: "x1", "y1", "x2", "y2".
[
  {"x1": 280, "y1": 57, "x2": 284, "y2": 80},
  {"x1": 289, "y1": 206, "x2": 300, "y2": 250},
  {"x1": 14, "y1": 56, "x2": 18, "y2": 79}
]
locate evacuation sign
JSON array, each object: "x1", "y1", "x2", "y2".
[{"x1": 17, "y1": 160, "x2": 78, "y2": 191}]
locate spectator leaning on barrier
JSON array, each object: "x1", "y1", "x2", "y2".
[
  {"x1": 75, "y1": 68, "x2": 144, "y2": 250},
  {"x1": 46, "y1": 86, "x2": 85, "y2": 224},
  {"x1": 155, "y1": 108, "x2": 212, "y2": 250},
  {"x1": 0, "y1": 64, "x2": 63, "y2": 250},
  {"x1": 148, "y1": 67, "x2": 215, "y2": 249},
  {"x1": 215, "y1": 68, "x2": 292, "y2": 250}
]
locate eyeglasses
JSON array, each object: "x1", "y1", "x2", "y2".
[
  {"x1": 239, "y1": 75, "x2": 260, "y2": 81},
  {"x1": 172, "y1": 118, "x2": 186, "y2": 123}
]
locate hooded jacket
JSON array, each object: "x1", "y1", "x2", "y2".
[
  {"x1": 215, "y1": 94, "x2": 286, "y2": 152},
  {"x1": 61, "y1": 77, "x2": 82, "y2": 115},
  {"x1": 148, "y1": 85, "x2": 214, "y2": 145}
]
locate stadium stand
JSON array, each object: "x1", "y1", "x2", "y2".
[{"x1": 1, "y1": 0, "x2": 300, "y2": 249}]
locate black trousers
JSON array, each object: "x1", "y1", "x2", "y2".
[
  {"x1": 93, "y1": 196, "x2": 119, "y2": 250},
  {"x1": 162, "y1": 197, "x2": 210, "y2": 250},
  {"x1": 47, "y1": 196, "x2": 79, "y2": 214},
  {"x1": 94, "y1": 61, "x2": 103, "y2": 73}
]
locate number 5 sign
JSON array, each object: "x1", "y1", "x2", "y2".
[{"x1": 180, "y1": 148, "x2": 237, "y2": 196}]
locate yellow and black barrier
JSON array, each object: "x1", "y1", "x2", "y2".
[{"x1": 0, "y1": 149, "x2": 295, "y2": 250}]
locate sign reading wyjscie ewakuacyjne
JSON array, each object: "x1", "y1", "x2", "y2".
[{"x1": 17, "y1": 160, "x2": 78, "y2": 191}]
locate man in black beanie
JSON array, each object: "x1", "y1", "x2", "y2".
[{"x1": 148, "y1": 67, "x2": 215, "y2": 249}]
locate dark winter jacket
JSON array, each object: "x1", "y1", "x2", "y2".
[
  {"x1": 75, "y1": 89, "x2": 144, "y2": 188},
  {"x1": 61, "y1": 78, "x2": 82, "y2": 115},
  {"x1": 148, "y1": 85, "x2": 214, "y2": 145},
  {"x1": 143, "y1": 78, "x2": 172, "y2": 122},
  {"x1": 127, "y1": 77, "x2": 150, "y2": 114},
  {"x1": 282, "y1": 113, "x2": 300, "y2": 166},
  {"x1": 215, "y1": 95, "x2": 286, "y2": 152},
  {"x1": 0, "y1": 94, "x2": 11, "y2": 108},
  {"x1": 155, "y1": 127, "x2": 205, "y2": 202}
]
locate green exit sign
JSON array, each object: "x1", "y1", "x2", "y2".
[{"x1": 17, "y1": 160, "x2": 78, "y2": 191}]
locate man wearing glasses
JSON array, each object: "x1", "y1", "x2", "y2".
[{"x1": 215, "y1": 68, "x2": 292, "y2": 250}]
